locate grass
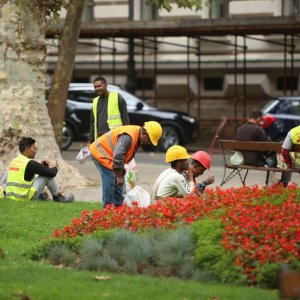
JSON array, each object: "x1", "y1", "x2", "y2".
[{"x1": 0, "y1": 199, "x2": 278, "y2": 300}]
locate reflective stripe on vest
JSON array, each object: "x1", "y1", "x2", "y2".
[
  {"x1": 291, "y1": 125, "x2": 300, "y2": 164},
  {"x1": 5, "y1": 154, "x2": 35, "y2": 201},
  {"x1": 92, "y1": 91, "x2": 122, "y2": 140},
  {"x1": 89, "y1": 125, "x2": 140, "y2": 170}
]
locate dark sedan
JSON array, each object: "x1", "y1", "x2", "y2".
[{"x1": 63, "y1": 83, "x2": 198, "y2": 151}]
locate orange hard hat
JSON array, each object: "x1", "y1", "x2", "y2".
[{"x1": 191, "y1": 151, "x2": 211, "y2": 170}]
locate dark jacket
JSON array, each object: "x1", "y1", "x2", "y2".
[{"x1": 235, "y1": 121, "x2": 272, "y2": 166}]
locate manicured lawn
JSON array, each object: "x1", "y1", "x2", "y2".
[{"x1": 0, "y1": 199, "x2": 278, "y2": 300}]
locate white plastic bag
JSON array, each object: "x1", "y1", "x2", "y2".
[
  {"x1": 124, "y1": 158, "x2": 138, "y2": 193},
  {"x1": 230, "y1": 151, "x2": 244, "y2": 165},
  {"x1": 76, "y1": 147, "x2": 90, "y2": 164},
  {"x1": 124, "y1": 186, "x2": 151, "y2": 208}
]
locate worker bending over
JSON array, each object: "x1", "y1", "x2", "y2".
[{"x1": 89, "y1": 122, "x2": 162, "y2": 208}]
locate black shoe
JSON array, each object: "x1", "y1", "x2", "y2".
[
  {"x1": 38, "y1": 191, "x2": 50, "y2": 201},
  {"x1": 53, "y1": 193, "x2": 74, "y2": 203}
]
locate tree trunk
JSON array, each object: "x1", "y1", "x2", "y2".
[
  {"x1": 47, "y1": 0, "x2": 85, "y2": 148},
  {"x1": 0, "y1": 1, "x2": 89, "y2": 190}
]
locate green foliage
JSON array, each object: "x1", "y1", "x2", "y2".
[
  {"x1": 256, "y1": 263, "x2": 280, "y2": 289},
  {"x1": 256, "y1": 260, "x2": 300, "y2": 289},
  {"x1": 17, "y1": 0, "x2": 65, "y2": 24},
  {"x1": 39, "y1": 227, "x2": 200, "y2": 279},
  {"x1": 192, "y1": 218, "x2": 244, "y2": 284},
  {"x1": 156, "y1": 227, "x2": 195, "y2": 277},
  {"x1": 47, "y1": 244, "x2": 75, "y2": 266},
  {"x1": 147, "y1": 0, "x2": 210, "y2": 11},
  {"x1": 0, "y1": 199, "x2": 278, "y2": 299}
]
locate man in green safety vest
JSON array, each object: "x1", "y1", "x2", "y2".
[
  {"x1": 87, "y1": 76, "x2": 129, "y2": 145},
  {"x1": 281, "y1": 125, "x2": 300, "y2": 169},
  {"x1": 5, "y1": 137, "x2": 74, "y2": 202}
]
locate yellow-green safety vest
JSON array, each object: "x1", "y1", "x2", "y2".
[
  {"x1": 291, "y1": 125, "x2": 300, "y2": 165},
  {"x1": 5, "y1": 154, "x2": 36, "y2": 201},
  {"x1": 92, "y1": 91, "x2": 122, "y2": 140}
]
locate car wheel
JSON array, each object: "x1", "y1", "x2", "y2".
[
  {"x1": 158, "y1": 125, "x2": 180, "y2": 152},
  {"x1": 62, "y1": 125, "x2": 74, "y2": 150}
]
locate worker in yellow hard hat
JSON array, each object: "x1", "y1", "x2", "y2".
[
  {"x1": 89, "y1": 121, "x2": 162, "y2": 208},
  {"x1": 151, "y1": 145, "x2": 196, "y2": 201}
]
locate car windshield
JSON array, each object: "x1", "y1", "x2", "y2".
[
  {"x1": 260, "y1": 99, "x2": 280, "y2": 114},
  {"x1": 261, "y1": 98, "x2": 300, "y2": 115}
]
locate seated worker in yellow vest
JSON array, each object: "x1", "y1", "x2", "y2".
[
  {"x1": 88, "y1": 76, "x2": 129, "y2": 145},
  {"x1": 188, "y1": 151, "x2": 215, "y2": 194},
  {"x1": 151, "y1": 145, "x2": 196, "y2": 201},
  {"x1": 89, "y1": 121, "x2": 162, "y2": 208},
  {"x1": 5, "y1": 137, "x2": 74, "y2": 202},
  {"x1": 281, "y1": 125, "x2": 300, "y2": 169}
]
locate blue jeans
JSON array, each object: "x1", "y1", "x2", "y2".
[{"x1": 91, "y1": 156, "x2": 124, "y2": 208}]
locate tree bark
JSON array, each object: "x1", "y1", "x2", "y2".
[
  {"x1": 47, "y1": 0, "x2": 85, "y2": 147},
  {"x1": 0, "y1": 1, "x2": 89, "y2": 190}
]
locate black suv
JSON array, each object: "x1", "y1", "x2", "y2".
[
  {"x1": 62, "y1": 83, "x2": 198, "y2": 151},
  {"x1": 261, "y1": 97, "x2": 300, "y2": 141}
]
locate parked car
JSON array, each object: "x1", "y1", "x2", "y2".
[
  {"x1": 62, "y1": 83, "x2": 198, "y2": 151},
  {"x1": 260, "y1": 97, "x2": 300, "y2": 141}
]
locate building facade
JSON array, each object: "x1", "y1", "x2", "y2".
[{"x1": 46, "y1": 0, "x2": 300, "y2": 133}]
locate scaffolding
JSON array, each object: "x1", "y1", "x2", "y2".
[{"x1": 46, "y1": 16, "x2": 300, "y2": 125}]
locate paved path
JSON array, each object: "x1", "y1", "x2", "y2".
[{"x1": 62, "y1": 144, "x2": 300, "y2": 203}]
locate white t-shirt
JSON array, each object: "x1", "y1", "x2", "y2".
[{"x1": 152, "y1": 168, "x2": 195, "y2": 200}]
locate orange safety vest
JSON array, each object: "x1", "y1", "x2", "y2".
[{"x1": 89, "y1": 125, "x2": 141, "y2": 170}]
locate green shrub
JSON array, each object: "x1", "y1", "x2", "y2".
[
  {"x1": 47, "y1": 245, "x2": 75, "y2": 267},
  {"x1": 256, "y1": 263, "x2": 280, "y2": 289},
  {"x1": 156, "y1": 227, "x2": 195, "y2": 277},
  {"x1": 192, "y1": 218, "x2": 244, "y2": 284}
]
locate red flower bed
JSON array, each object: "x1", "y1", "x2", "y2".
[{"x1": 53, "y1": 184, "x2": 300, "y2": 284}]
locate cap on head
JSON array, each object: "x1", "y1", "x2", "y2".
[
  {"x1": 143, "y1": 121, "x2": 162, "y2": 146},
  {"x1": 165, "y1": 145, "x2": 190, "y2": 163},
  {"x1": 191, "y1": 151, "x2": 211, "y2": 170}
]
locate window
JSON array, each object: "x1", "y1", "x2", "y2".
[
  {"x1": 204, "y1": 77, "x2": 223, "y2": 91},
  {"x1": 282, "y1": 0, "x2": 300, "y2": 16},
  {"x1": 290, "y1": 100, "x2": 300, "y2": 115},
  {"x1": 136, "y1": 77, "x2": 154, "y2": 90},
  {"x1": 140, "y1": 0, "x2": 157, "y2": 20},
  {"x1": 277, "y1": 77, "x2": 298, "y2": 91},
  {"x1": 209, "y1": 0, "x2": 229, "y2": 18},
  {"x1": 72, "y1": 77, "x2": 90, "y2": 83}
]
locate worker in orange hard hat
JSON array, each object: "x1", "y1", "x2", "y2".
[{"x1": 189, "y1": 151, "x2": 214, "y2": 194}]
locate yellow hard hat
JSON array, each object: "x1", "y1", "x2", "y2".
[
  {"x1": 165, "y1": 145, "x2": 191, "y2": 163},
  {"x1": 143, "y1": 121, "x2": 162, "y2": 146}
]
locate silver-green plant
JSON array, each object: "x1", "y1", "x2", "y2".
[{"x1": 47, "y1": 245, "x2": 75, "y2": 267}]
